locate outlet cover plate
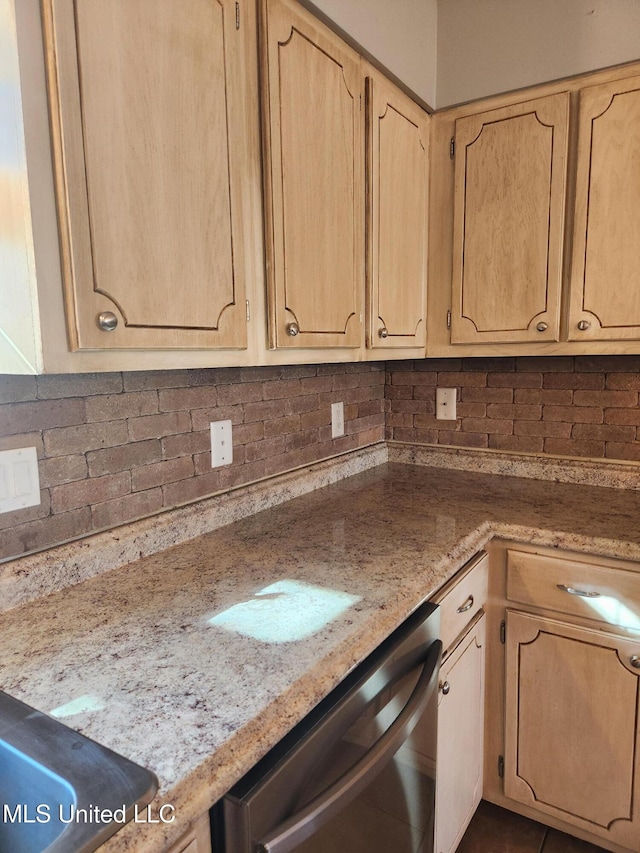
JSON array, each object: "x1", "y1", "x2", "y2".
[
  {"x1": 331, "y1": 402, "x2": 345, "y2": 438},
  {"x1": 211, "y1": 420, "x2": 233, "y2": 468},
  {"x1": 0, "y1": 447, "x2": 40, "y2": 514}
]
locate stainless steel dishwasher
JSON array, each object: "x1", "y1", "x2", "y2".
[{"x1": 212, "y1": 601, "x2": 441, "y2": 853}]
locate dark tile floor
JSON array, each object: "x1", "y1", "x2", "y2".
[{"x1": 457, "y1": 801, "x2": 607, "y2": 853}]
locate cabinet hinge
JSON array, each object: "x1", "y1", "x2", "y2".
[
  {"x1": 450, "y1": 137, "x2": 455, "y2": 159},
  {"x1": 246, "y1": 299, "x2": 251, "y2": 322},
  {"x1": 500, "y1": 620, "x2": 506, "y2": 644},
  {"x1": 446, "y1": 309, "x2": 451, "y2": 330},
  {"x1": 235, "y1": 2, "x2": 240, "y2": 29},
  {"x1": 498, "y1": 755, "x2": 505, "y2": 779}
]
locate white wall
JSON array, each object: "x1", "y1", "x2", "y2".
[
  {"x1": 437, "y1": 0, "x2": 640, "y2": 107},
  {"x1": 309, "y1": 0, "x2": 438, "y2": 106}
]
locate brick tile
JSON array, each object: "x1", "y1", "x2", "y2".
[
  {"x1": 243, "y1": 399, "x2": 287, "y2": 423},
  {"x1": 489, "y1": 434, "x2": 544, "y2": 453},
  {"x1": 45, "y1": 420, "x2": 128, "y2": 457},
  {"x1": 191, "y1": 405, "x2": 243, "y2": 431},
  {"x1": 285, "y1": 394, "x2": 320, "y2": 415},
  {"x1": 123, "y1": 370, "x2": 192, "y2": 391},
  {"x1": 543, "y1": 405, "x2": 603, "y2": 424},
  {"x1": 158, "y1": 386, "x2": 217, "y2": 412},
  {"x1": 414, "y1": 413, "x2": 441, "y2": 429},
  {"x1": 263, "y1": 378, "x2": 302, "y2": 400},
  {"x1": 516, "y1": 356, "x2": 573, "y2": 372},
  {"x1": 463, "y1": 357, "x2": 516, "y2": 372},
  {"x1": 86, "y1": 439, "x2": 161, "y2": 476},
  {"x1": 37, "y1": 373, "x2": 122, "y2": 399},
  {"x1": 392, "y1": 399, "x2": 430, "y2": 414},
  {"x1": 605, "y1": 442, "x2": 640, "y2": 462},
  {"x1": 86, "y1": 390, "x2": 158, "y2": 422},
  {"x1": 385, "y1": 384, "x2": 414, "y2": 400},
  {"x1": 438, "y1": 430, "x2": 488, "y2": 448},
  {"x1": 332, "y1": 373, "x2": 364, "y2": 391},
  {"x1": 132, "y1": 457, "x2": 194, "y2": 491},
  {"x1": 343, "y1": 403, "x2": 358, "y2": 422},
  {"x1": 544, "y1": 372, "x2": 604, "y2": 390},
  {"x1": 0, "y1": 375, "x2": 37, "y2": 403},
  {"x1": 604, "y1": 408, "x2": 640, "y2": 426},
  {"x1": 462, "y1": 417, "x2": 512, "y2": 435},
  {"x1": 456, "y1": 402, "x2": 486, "y2": 418},
  {"x1": 184, "y1": 368, "x2": 224, "y2": 386},
  {"x1": 388, "y1": 371, "x2": 422, "y2": 386},
  {"x1": 282, "y1": 365, "x2": 318, "y2": 380},
  {"x1": 4, "y1": 398, "x2": 86, "y2": 436},
  {"x1": 244, "y1": 436, "x2": 286, "y2": 463},
  {"x1": 300, "y1": 408, "x2": 331, "y2": 429},
  {"x1": 486, "y1": 403, "x2": 541, "y2": 420},
  {"x1": 127, "y1": 411, "x2": 191, "y2": 441},
  {"x1": 573, "y1": 390, "x2": 638, "y2": 408},
  {"x1": 0, "y1": 432, "x2": 44, "y2": 456},
  {"x1": 575, "y1": 355, "x2": 640, "y2": 372},
  {"x1": 219, "y1": 459, "x2": 266, "y2": 490},
  {"x1": 0, "y1": 509, "x2": 91, "y2": 560},
  {"x1": 231, "y1": 422, "x2": 265, "y2": 445},
  {"x1": 216, "y1": 382, "x2": 262, "y2": 406},
  {"x1": 346, "y1": 413, "x2": 384, "y2": 435},
  {"x1": 194, "y1": 448, "x2": 247, "y2": 476},
  {"x1": 605, "y1": 373, "x2": 640, "y2": 390},
  {"x1": 162, "y1": 431, "x2": 210, "y2": 459},
  {"x1": 514, "y1": 420, "x2": 572, "y2": 438},
  {"x1": 286, "y1": 428, "x2": 320, "y2": 451},
  {"x1": 387, "y1": 413, "x2": 414, "y2": 428},
  {"x1": 515, "y1": 388, "x2": 572, "y2": 406},
  {"x1": 263, "y1": 414, "x2": 301, "y2": 437},
  {"x1": 300, "y1": 376, "x2": 333, "y2": 394},
  {"x1": 544, "y1": 438, "x2": 605, "y2": 458},
  {"x1": 411, "y1": 388, "x2": 437, "y2": 409},
  {"x1": 237, "y1": 366, "x2": 283, "y2": 383},
  {"x1": 394, "y1": 427, "x2": 438, "y2": 443},
  {"x1": 357, "y1": 426, "x2": 384, "y2": 446},
  {"x1": 39, "y1": 454, "x2": 88, "y2": 488},
  {"x1": 423, "y1": 358, "x2": 462, "y2": 371},
  {"x1": 52, "y1": 471, "x2": 130, "y2": 513},
  {"x1": 357, "y1": 399, "x2": 384, "y2": 418},
  {"x1": 92, "y1": 488, "x2": 163, "y2": 530},
  {"x1": 162, "y1": 471, "x2": 222, "y2": 506},
  {"x1": 488, "y1": 372, "x2": 542, "y2": 388},
  {"x1": 571, "y1": 423, "x2": 636, "y2": 442},
  {"x1": 461, "y1": 387, "x2": 513, "y2": 404},
  {"x1": 437, "y1": 372, "x2": 487, "y2": 387},
  {"x1": 318, "y1": 363, "x2": 346, "y2": 376}
]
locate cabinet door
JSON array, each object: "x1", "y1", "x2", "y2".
[
  {"x1": 261, "y1": 0, "x2": 364, "y2": 349},
  {"x1": 435, "y1": 614, "x2": 485, "y2": 853},
  {"x1": 43, "y1": 0, "x2": 251, "y2": 350},
  {"x1": 504, "y1": 609, "x2": 640, "y2": 850},
  {"x1": 450, "y1": 94, "x2": 569, "y2": 345},
  {"x1": 366, "y1": 72, "x2": 429, "y2": 351},
  {"x1": 568, "y1": 76, "x2": 640, "y2": 342}
]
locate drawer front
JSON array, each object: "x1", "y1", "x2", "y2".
[
  {"x1": 435, "y1": 552, "x2": 488, "y2": 650},
  {"x1": 506, "y1": 549, "x2": 640, "y2": 631}
]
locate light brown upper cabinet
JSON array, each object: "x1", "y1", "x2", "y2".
[
  {"x1": 260, "y1": 0, "x2": 364, "y2": 349},
  {"x1": 366, "y1": 71, "x2": 429, "y2": 351},
  {"x1": 450, "y1": 94, "x2": 570, "y2": 345},
  {"x1": 42, "y1": 0, "x2": 253, "y2": 351},
  {"x1": 568, "y1": 75, "x2": 640, "y2": 342}
]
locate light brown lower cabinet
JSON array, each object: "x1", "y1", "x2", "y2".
[
  {"x1": 503, "y1": 608, "x2": 640, "y2": 851},
  {"x1": 435, "y1": 613, "x2": 486, "y2": 853}
]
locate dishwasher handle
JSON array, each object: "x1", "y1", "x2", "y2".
[{"x1": 255, "y1": 638, "x2": 442, "y2": 853}]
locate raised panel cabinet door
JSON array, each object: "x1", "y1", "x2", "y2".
[
  {"x1": 366, "y1": 72, "x2": 429, "y2": 350},
  {"x1": 43, "y1": 0, "x2": 252, "y2": 350},
  {"x1": 568, "y1": 76, "x2": 640, "y2": 341},
  {"x1": 450, "y1": 93, "x2": 569, "y2": 345},
  {"x1": 435, "y1": 614, "x2": 485, "y2": 853},
  {"x1": 261, "y1": 0, "x2": 364, "y2": 349},
  {"x1": 504, "y1": 609, "x2": 640, "y2": 849}
]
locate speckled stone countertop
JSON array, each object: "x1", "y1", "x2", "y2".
[{"x1": 2, "y1": 461, "x2": 640, "y2": 852}]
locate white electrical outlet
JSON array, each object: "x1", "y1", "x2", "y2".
[
  {"x1": 0, "y1": 447, "x2": 40, "y2": 514},
  {"x1": 436, "y1": 388, "x2": 457, "y2": 420},
  {"x1": 210, "y1": 420, "x2": 233, "y2": 468},
  {"x1": 331, "y1": 402, "x2": 345, "y2": 438}
]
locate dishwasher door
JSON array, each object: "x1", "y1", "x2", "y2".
[{"x1": 215, "y1": 601, "x2": 441, "y2": 853}]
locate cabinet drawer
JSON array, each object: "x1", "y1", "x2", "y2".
[
  {"x1": 434, "y1": 552, "x2": 488, "y2": 650},
  {"x1": 506, "y1": 549, "x2": 640, "y2": 631}
]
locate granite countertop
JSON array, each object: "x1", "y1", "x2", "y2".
[{"x1": 2, "y1": 460, "x2": 640, "y2": 852}]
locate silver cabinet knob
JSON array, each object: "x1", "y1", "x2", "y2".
[
  {"x1": 98, "y1": 311, "x2": 118, "y2": 332},
  {"x1": 378, "y1": 327, "x2": 388, "y2": 339},
  {"x1": 577, "y1": 320, "x2": 591, "y2": 331},
  {"x1": 631, "y1": 655, "x2": 640, "y2": 669},
  {"x1": 286, "y1": 322, "x2": 300, "y2": 337},
  {"x1": 440, "y1": 681, "x2": 450, "y2": 695},
  {"x1": 536, "y1": 322, "x2": 548, "y2": 332}
]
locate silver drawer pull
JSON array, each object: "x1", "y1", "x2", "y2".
[
  {"x1": 557, "y1": 584, "x2": 601, "y2": 598},
  {"x1": 456, "y1": 595, "x2": 474, "y2": 613}
]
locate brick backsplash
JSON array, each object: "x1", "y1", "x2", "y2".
[
  {"x1": 386, "y1": 356, "x2": 640, "y2": 462},
  {"x1": 0, "y1": 364, "x2": 385, "y2": 560}
]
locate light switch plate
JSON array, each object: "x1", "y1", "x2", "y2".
[
  {"x1": 210, "y1": 420, "x2": 233, "y2": 468},
  {"x1": 436, "y1": 388, "x2": 457, "y2": 420},
  {"x1": 0, "y1": 447, "x2": 40, "y2": 514}
]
